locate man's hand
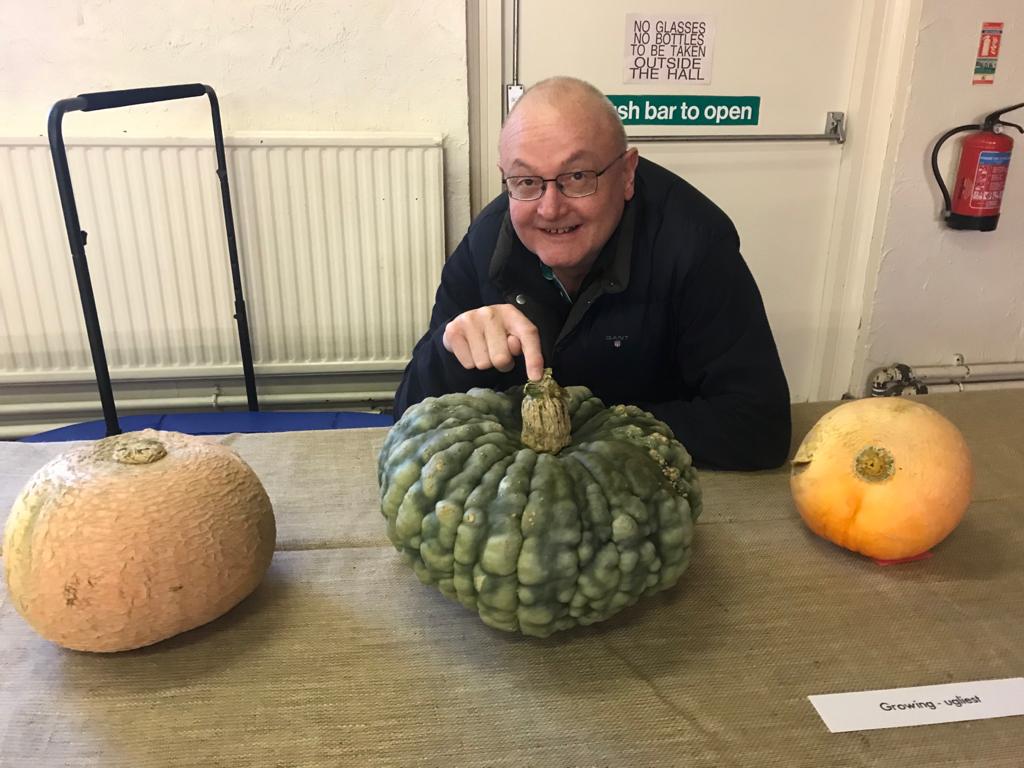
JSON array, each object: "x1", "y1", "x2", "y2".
[{"x1": 442, "y1": 304, "x2": 544, "y2": 381}]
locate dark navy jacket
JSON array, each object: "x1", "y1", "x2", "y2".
[{"x1": 394, "y1": 157, "x2": 791, "y2": 470}]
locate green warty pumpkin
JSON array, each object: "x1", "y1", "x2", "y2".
[{"x1": 378, "y1": 370, "x2": 702, "y2": 637}]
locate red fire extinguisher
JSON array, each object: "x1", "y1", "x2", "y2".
[{"x1": 931, "y1": 102, "x2": 1023, "y2": 231}]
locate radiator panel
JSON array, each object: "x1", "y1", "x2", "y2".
[{"x1": 0, "y1": 135, "x2": 445, "y2": 383}]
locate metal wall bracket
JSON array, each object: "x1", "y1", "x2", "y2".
[
  {"x1": 505, "y1": 84, "x2": 524, "y2": 114},
  {"x1": 826, "y1": 111, "x2": 847, "y2": 144}
]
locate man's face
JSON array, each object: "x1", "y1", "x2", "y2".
[{"x1": 499, "y1": 100, "x2": 638, "y2": 277}]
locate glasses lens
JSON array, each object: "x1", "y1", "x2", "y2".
[
  {"x1": 506, "y1": 177, "x2": 544, "y2": 200},
  {"x1": 558, "y1": 171, "x2": 598, "y2": 198}
]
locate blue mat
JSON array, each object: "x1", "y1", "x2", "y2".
[{"x1": 20, "y1": 410, "x2": 395, "y2": 443}]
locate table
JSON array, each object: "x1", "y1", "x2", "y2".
[{"x1": 2, "y1": 390, "x2": 1023, "y2": 767}]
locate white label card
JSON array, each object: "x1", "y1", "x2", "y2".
[{"x1": 809, "y1": 677, "x2": 1024, "y2": 733}]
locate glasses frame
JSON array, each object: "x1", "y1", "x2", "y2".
[{"x1": 502, "y1": 150, "x2": 628, "y2": 201}]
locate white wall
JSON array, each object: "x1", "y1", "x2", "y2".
[
  {"x1": 852, "y1": 0, "x2": 1024, "y2": 391},
  {"x1": 4, "y1": 0, "x2": 1021, "y2": 411},
  {"x1": 0, "y1": 0, "x2": 470, "y2": 253}
]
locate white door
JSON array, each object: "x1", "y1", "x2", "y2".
[{"x1": 475, "y1": 0, "x2": 890, "y2": 402}]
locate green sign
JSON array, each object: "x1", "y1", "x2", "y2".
[{"x1": 607, "y1": 95, "x2": 760, "y2": 126}]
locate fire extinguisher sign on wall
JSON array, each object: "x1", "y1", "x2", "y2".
[{"x1": 973, "y1": 22, "x2": 1003, "y2": 85}]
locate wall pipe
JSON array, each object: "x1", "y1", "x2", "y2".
[
  {"x1": 0, "y1": 391, "x2": 395, "y2": 418},
  {"x1": 870, "y1": 360, "x2": 1024, "y2": 396},
  {"x1": 908, "y1": 362, "x2": 1024, "y2": 381},
  {"x1": 925, "y1": 380, "x2": 1024, "y2": 394}
]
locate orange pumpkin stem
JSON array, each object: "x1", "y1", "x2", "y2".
[{"x1": 854, "y1": 445, "x2": 894, "y2": 482}]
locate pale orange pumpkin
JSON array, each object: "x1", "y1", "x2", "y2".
[
  {"x1": 790, "y1": 397, "x2": 973, "y2": 561},
  {"x1": 3, "y1": 430, "x2": 275, "y2": 652}
]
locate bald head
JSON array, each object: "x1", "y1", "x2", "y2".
[{"x1": 501, "y1": 76, "x2": 627, "y2": 154}]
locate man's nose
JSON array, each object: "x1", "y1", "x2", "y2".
[{"x1": 535, "y1": 180, "x2": 567, "y2": 219}]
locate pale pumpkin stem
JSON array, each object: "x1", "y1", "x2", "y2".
[
  {"x1": 521, "y1": 368, "x2": 571, "y2": 454},
  {"x1": 109, "y1": 436, "x2": 168, "y2": 465}
]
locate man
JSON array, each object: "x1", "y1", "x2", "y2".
[{"x1": 394, "y1": 76, "x2": 791, "y2": 470}]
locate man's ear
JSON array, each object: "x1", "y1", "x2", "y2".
[{"x1": 623, "y1": 148, "x2": 640, "y2": 201}]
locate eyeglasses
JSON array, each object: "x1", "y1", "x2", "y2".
[{"x1": 502, "y1": 150, "x2": 628, "y2": 201}]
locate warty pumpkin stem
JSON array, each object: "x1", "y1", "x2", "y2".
[{"x1": 520, "y1": 368, "x2": 572, "y2": 454}]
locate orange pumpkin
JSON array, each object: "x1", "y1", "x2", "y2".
[
  {"x1": 3, "y1": 430, "x2": 276, "y2": 652},
  {"x1": 790, "y1": 397, "x2": 973, "y2": 561}
]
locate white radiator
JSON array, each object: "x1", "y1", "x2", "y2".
[{"x1": 0, "y1": 134, "x2": 445, "y2": 384}]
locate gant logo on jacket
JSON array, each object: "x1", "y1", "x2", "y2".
[{"x1": 605, "y1": 334, "x2": 629, "y2": 348}]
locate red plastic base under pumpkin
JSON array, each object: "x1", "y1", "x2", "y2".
[{"x1": 871, "y1": 551, "x2": 934, "y2": 566}]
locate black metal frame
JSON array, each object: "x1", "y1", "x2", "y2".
[{"x1": 47, "y1": 84, "x2": 259, "y2": 436}]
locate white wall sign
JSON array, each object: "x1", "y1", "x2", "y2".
[{"x1": 624, "y1": 14, "x2": 714, "y2": 84}]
